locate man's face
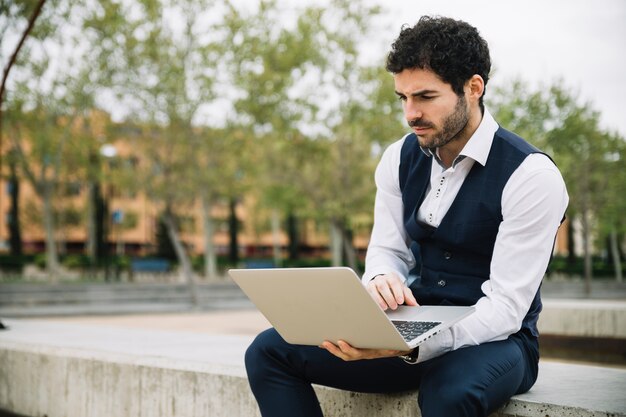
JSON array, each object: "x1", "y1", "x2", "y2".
[{"x1": 394, "y1": 68, "x2": 470, "y2": 150}]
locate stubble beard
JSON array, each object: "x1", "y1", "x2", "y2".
[{"x1": 413, "y1": 95, "x2": 470, "y2": 150}]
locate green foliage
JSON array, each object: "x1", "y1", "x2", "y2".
[
  {"x1": 5, "y1": 0, "x2": 625, "y2": 276},
  {"x1": 490, "y1": 80, "x2": 626, "y2": 280},
  {"x1": 191, "y1": 255, "x2": 237, "y2": 273},
  {"x1": 33, "y1": 253, "x2": 46, "y2": 268},
  {"x1": 549, "y1": 255, "x2": 626, "y2": 278},
  {"x1": 0, "y1": 254, "x2": 25, "y2": 271},
  {"x1": 61, "y1": 254, "x2": 91, "y2": 269}
]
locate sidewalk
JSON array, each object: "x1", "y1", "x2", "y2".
[{"x1": 36, "y1": 309, "x2": 271, "y2": 336}]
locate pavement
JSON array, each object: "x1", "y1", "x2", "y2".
[{"x1": 32, "y1": 309, "x2": 272, "y2": 337}]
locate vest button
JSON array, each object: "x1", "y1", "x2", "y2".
[
  {"x1": 444, "y1": 251, "x2": 452, "y2": 260},
  {"x1": 438, "y1": 279, "x2": 446, "y2": 287}
]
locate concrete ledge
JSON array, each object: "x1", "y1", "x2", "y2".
[
  {"x1": 539, "y1": 299, "x2": 626, "y2": 338},
  {"x1": 1, "y1": 320, "x2": 625, "y2": 417}
]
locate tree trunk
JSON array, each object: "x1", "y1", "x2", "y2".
[
  {"x1": 271, "y1": 208, "x2": 282, "y2": 267},
  {"x1": 201, "y1": 195, "x2": 218, "y2": 280},
  {"x1": 86, "y1": 181, "x2": 97, "y2": 261},
  {"x1": 609, "y1": 228, "x2": 623, "y2": 283},
  {"x1": 95, "y1": 183, "x2": 107, "y2": 264},
  {"x1": 116, "y1": 237, "x2": 124, "y2": 256},
  {"x1": 330, "y1": 220, "x2": 343, "y2": 266},
  {"x1": 228, "y1": 198, "x2": 239, "y2": 265},
  {"x1": 581, "y1": 208, "x2": 593, "y2": 296},
  {"x1": 566, "y1": 215, "x2": 576, "y2": 267},
  {"x1": 8, "y1": 157, "x2": 22, "y2": 262},
  {"x1": 163, "y1": 207, "x2": 198, "y2": 306},
  {"x1": 102, "y1": 187, "x2": 111, "y2": 281},
  {"x1": 341, "y1": 226, "x2": 359, "y2": 274},
  {"x1": 41, "y1": 183, "x2": 60, "y2": 280},
  {"x1": 287, "y1": 212, "x2": 299, "y2": 261}
]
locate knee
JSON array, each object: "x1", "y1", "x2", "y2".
[{"x1": 245, "y1": 328, "x2": 282, "y2": 384}]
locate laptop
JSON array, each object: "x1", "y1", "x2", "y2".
[{"x1": 228, "y1": 267, "x2": 474, "y2": 351}]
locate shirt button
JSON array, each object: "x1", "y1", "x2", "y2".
[
  {"x1": 438, "y1": 280, "x2": 446, "y2": 287},
  {"x1": 444, "y1": 251, "x2": 452, "y2": 260}
]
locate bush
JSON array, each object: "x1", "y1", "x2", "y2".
[
  {"x1": 33, "y1": 253, "x2": 47, "y2": 269},
  {"x1": 0, "y1": 254, "x2": 25, "y2": 272},
  {"x1": 62, "y1": 254, "x2": 92, "y2": 269},
  {"x1": 548, "y1": 255, "x2": 625, "y2": 278}
]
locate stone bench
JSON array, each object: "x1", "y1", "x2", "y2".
[{"x1": 1, "y1": 319, "x2": 624, "y2": 417}]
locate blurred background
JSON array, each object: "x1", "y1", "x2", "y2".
[{"x1": 0, "y1": 0, "x2": 624, "y2": 366}]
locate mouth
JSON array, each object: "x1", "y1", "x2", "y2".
[
  {"x1": 412, "y1": 126, "x2": 431, "y2": 135},
  {"x1": 408, "y1": 119, "x2": 433, "y2": 135}
]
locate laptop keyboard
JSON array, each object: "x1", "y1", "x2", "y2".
[{"x1": 391, "y1": 321, "x2": 441, "y2": 342}]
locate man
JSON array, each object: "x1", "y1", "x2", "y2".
[{"x1": 245, "y1": 16, "x2": 568, "y2": 417}]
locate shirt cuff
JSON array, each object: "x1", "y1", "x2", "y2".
[
  {"x1": 415, "y1": 328, "x2": 454, "y2": 363},
  {"x1": 361, "y1": 268, "x2": 407, "y2": 285}
]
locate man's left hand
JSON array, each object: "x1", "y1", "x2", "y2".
[{"x1": 320, "y1": 339, "x2": 411, "y2": 361}]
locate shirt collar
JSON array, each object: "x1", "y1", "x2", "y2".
[{"x1": 419, "y1": 107, "x2": 499, "y2": 167}]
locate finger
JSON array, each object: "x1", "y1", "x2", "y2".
[
  {"x1": 386, "y1": 276, "x2": 408, "y2": 306},
  {"x1": 336, "y1": 340, "x2": 367, "y2": 361},
  {"x1": 402, "y1": 285, "x2": 419, "y2": 306},
  {"x1": 375, "y1": 279, "x2": 399, "y2": 310},
  {"x1": 337, "y1": 341, "x2": 408, "y2": 360},
  {"x1": 320, "y1": 341, "x2": 349, "y2": 360},
  {"x1": 337, "y1": 340, "x2": 359, "y2": 355},
  {"x1": 366, "y1": 283, "x2": 389, "y2": 310}
]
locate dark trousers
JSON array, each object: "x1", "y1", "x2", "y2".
[{"x1": 245, "y1": 327, "x2": 539, "y2": 417}]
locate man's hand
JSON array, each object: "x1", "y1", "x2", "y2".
[
  {"x1": 366, "y1": 273, "x2": 418, "y2": 310},
  {"x1": 319, "y1": 273, "x2": 418, "y2": 362},
  {"x1": 320, "y1": 340, "x2": 411, "y2": 361}
]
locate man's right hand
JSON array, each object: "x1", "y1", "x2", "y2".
[{"x1": 366, "y1": 273, "x2": 418, "y2": 311}]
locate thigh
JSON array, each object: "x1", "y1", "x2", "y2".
[
  {"x1": 248, "y1": 328, "x2": 428, "y2": 394},
  {"x1": 418, "y1": 337, "x2": 533, "y2": 417}
]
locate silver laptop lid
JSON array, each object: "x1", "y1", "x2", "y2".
[{"x1": 229, "y1": 267, "x2": 473, "y2": 350}]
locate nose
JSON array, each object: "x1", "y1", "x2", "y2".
[{"x1": 404, "y1": 99, "x2": 423, "y2": 122}]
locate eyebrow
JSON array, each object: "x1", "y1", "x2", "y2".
[{"x1": 394, "y1": 89, "x2": 438, "y2": 98}]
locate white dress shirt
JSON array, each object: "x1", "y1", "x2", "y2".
[{"x1": 363, "y1": 109, "x2": 569, "y2": 363}]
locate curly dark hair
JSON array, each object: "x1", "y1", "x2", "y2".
[{"x1": 386, "y1": 16, "x2": 491, "y2": 111}]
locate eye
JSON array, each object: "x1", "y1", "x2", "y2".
[{"x1": 397, "y1": 95, "x2": 407, "y2": 102}]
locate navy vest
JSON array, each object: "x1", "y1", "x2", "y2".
[{"x1": 399, "y1": 127, "x2": 544, "y2": 337}]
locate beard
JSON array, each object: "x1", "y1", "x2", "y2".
[{"x1": 409, "y1": 94, "x2": 470, "y2": 150}]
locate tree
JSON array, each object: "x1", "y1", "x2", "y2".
[
  {"x1": 86, "y1": 0, "x2": 225, "y2": 299},
  {"x1": 2, "y1": 0, "x2": 104, "y2": 280},
  {"x1": 595, "y1": 131, "x2": 625, "y2": 282},
  {"x1": 195, "y1": 126, "x2": 248, "y2": 278},
  {"x1": 0, "y1": 0, "x2": 48, "y2": 173},
  {"x1": 289, "y1": 0, "x2": 395, "y2": 270},
  {"x1": 5, "y1": 73, "x2": 96, "y2": 278},
  {"x1": 490, "y1": 80, "x2": 626, "y2": 290},
  {"x1": 0, "y1": 0, "x2": 48, "y2": 263},
  {"x1": 220, "y1": 0, "x2": 327, "y2": 265}
]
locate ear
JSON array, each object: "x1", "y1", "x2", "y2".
[{"x1": 466, "y1": 74, "x2": 485, "y2": 104}]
